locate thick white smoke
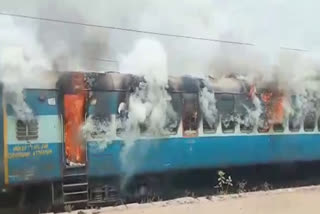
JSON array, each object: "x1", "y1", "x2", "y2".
[
  {"x1": 119, "y1": 38, "x2": 176, "y2": 135},
  {"x1": 2, "y1": 0, "x2": 320, "y2": 188},
  {"x1": 0, "y1": 17, "x2": 55, "y2": 120},
  {"x1": 118, "y1": 39, "x2": 179, "y2": 187},
  {"x1": 81, "y1": 115, "x2": 117, "y2": 150},
  {"x1": 199, "y1": 83, "x2": 218, "y2": 129}
]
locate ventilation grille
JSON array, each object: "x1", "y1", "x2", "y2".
[{"x1": 16, "y1": 120, "x2": 39, "y2": 140}]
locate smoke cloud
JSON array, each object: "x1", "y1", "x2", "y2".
[
  {"x1": 0, "y1": 17, "x2": 55, "y2": 120},
  {"x1": 2, "y1": 0, "x2": 320, "y2": 189}
]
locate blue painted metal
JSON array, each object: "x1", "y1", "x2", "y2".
[
  {"x1": 88, "y1": 134, "x2": 320, "y2": 177},
  {"x1": 7, "y1": 115, "x2": 62, "y2": 144},
  {"x1": 89, "y1": 91, "x2": 124, "y2": 115},
  {"x1": 4, "y1": 88, "x2": 63, "y2": 185},
  {"x1": 7, "y1": 143, "x2": 62, "y2": 184},
  {"x1": 4, "y1": 88, "x2": 320, "y2": 185},
  {"x1": 6, "y1": 89, "x2": 58, "y2": 116}
]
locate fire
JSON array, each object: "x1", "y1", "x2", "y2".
[
  {"x1": 261, "y1": 91, "x2": 272, "y2": 103},
  {"x1": 64, "y1": 73, "x2": 87, "y2": 164},
  {"x1": 272, "y1": 95, "x2": 284, "y2": 124},
  {"x1": 260, "y1": 90, "x2": 285, "y2": 127}
]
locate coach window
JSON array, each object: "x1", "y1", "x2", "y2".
[
  {"x1": 182, "y1": 93, "x2": 200, "y2": 137},
  {"x1": 88, "y1": 92, "x2": 110, "y2": 139},
  {"x1": 258, "y1": 92, "x2": 271, "y2": 133},
  {"x1": 90, "y1": 91, "x2": 129, "y2": 138},
  {"x1": 258, "y1": 116, "x2": 270, "y2": 132},
  {"x1": 272, "y1": 96, "x2": 285, "y2": 132},
  {"x1": 273, "y1": 123, "x2": 284, "y2": 132},
  {"x1": 203, "y1": 116, "x2": 218, "y2": 133},
  {"x1": 236, "y1": 94, "x2": 254, "y2": 133},
  {"x1": 304, "y1": 111, "x2": 316, "y2": 132},
  {"x1": 216, "y1": 93, "x2": 235, "y2": 133},
  {"x1": 165, "y1": 93, "x2": 182, "y2": 135},
  {"x1": 288, "y1": 96, "x2": 301, "y2": 132},
  {"x1": 16, "y1": 119, "x2": 39, "y2": 140},
  {"x1": 289, "y1": 114, "x2": 301, "y2": 132},
  {"x1": 289, "y1": 96, "x2": 300, "y2": 131},
  {"x1": 116, "y1": 92, "x2": 129, "y2": 135},
  {"x1": 202, "y1": 95, "x2": 218, "y2": 134}
]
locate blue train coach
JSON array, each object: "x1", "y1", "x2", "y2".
[{"x1": 1, "y1": 71, "x2": 320, "y2": 209}]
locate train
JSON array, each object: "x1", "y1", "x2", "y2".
[{"x1": 0, "y1": 70, "x2": 320, "y2": 210}]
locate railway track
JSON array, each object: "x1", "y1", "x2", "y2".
[{"x1": 2, "y1": 161, "x2": 320, "y2": 214}]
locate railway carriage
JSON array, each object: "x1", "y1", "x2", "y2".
[{"x1": 1, "y1": 71, "x2": 320, "y2": 208}]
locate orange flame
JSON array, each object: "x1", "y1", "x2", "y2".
[
  {"x1": 271, "y1": 95, "x2": 284, "y2": 124},
  {"x1": 64, "y1": 73, "x2": 87, "y2": 164},
  {"x1": 261, "y1": 91, "x2": 285, "y2": 126},
  {"x1": 261, "y1": 91, "x2": 272, "y2": 103}
]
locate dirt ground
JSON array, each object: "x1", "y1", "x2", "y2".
[{"x1": 56, "y1": 185, "x2": 320, "y2": 214}]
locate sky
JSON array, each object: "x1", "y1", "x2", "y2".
[{"x1": 0, "y1": 0, "x2": 319, "y2": 75}]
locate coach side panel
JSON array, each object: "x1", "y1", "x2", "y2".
[{"x1": 4, "y1": 89, "x2": 63, "y2": 185}]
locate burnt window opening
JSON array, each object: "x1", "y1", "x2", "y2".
[
  {"x1": 289, "y1": 96, "x2": 301, "y2": 132},
  {"x1": 258, "y1": 113, "x2": 270, "y2": 133},
  {"x1": 240, "y1": 115, "x2": 254, "y2": 133},
  {"x1": 289, "y1": 114, "x2": 301, "y2": 132},
  {"x1": 240, "y1": 124, "x2": 253, "y2": 133},
  {"x1": 89, "y1": 116, "x2": 111, "y2": 139},
  {"x1": 202, "y1": 98, "x2": 218, "y2": 134},
  {"x1": 164, "y1": 93, "x2": 182, "y2": 135},
  {"x1": 200, "y1": 88, "x2": 218, "y2": 134},
  {"x1": 221, "y1": 114, "x2": 236, "y2": 133},
  {"x1": 304, "y1": 111, "x2": 316, "y2": 132},
  {"x1": 236, "y1": 94, "x2": 255, "y2": 133},
  {"x1": 318, "y1": 117, "x2": 320, "y2": 132},
  {"x1": 271, "y1": 95, "x2": 285, "y2": 133},
  {"x1": 116, "y1": 92, "x2": 129, "y2": 136},
  {"x1": 273, "y1": 123, "x2": 284, "y2": 132},
  {"x1": 216, "y1": 93, "x2": 235, "y2": 133},
  {"x1": 203, "y1": 118, "x2": 218, "y2": 133},
  {"x1": 257, "y1": 93, "x2": 271, "y2": 133},
  {"x1": 182, "y1": 93, "x2": 200, "y2": 137},
  {"x1": 88, "y1": 91, "x2": 129, "y2": 138},
  {"x1": 138, "y1": 123, "x2": 147, "y2": 133},
  {"x1": 16, "y1": 119, "x2": 38, "y2": 140}
]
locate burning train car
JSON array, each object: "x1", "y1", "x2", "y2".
[{"x1": 1, "y1": 71, "x2": 320, "y2": 210}]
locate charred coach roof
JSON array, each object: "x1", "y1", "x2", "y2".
[
  {"x1": 56, "y1": 71, "x2": 84, "y2": 93},
  {"x1": 168, "y1": 76, "x2": 200, "y2": 93},
  {"x1": 92, "y1": 72, "x2": 141, "y2": 91},
  {"x1": 168, "y1": 76, "x2": 249, "y2": 94},
  {"x1": 56, "y1": 71, "x2": 250, "y2": 94},
  {"x1": 206, "y1": 77, "x2": 250, "y2": 94},
  {"x1": 56, "y1": 71, "x2": 140, "y2": 92}
]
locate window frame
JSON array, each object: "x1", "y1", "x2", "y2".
[
  {"x1": 304, "y1": 111, "x2": 316, "y2": 132},
  {"x1": 182, "y1": 92, "x2": 200, "y2": 137},
  {"x1": 215, "y1": 93, "x2": 236, "y2": 134},
  {"x1": 16, "y1": 119, "x2": 39, "y2": 141}
]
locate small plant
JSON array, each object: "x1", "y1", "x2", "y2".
[
  {"x1": 237, "y1": 180, "x2": 247, "y2": 193},
  {"x1": 215, "y1": 170, "x2": 233, "y2": 194},
  {"x1": 64, "y1": 204, "x2": 74, "y2": 213},
  {"x1": 185, "y1": 189, "x2": 196, "y2": 198},
  {"x1": 252, "y1": 186, "x2": 258, "y2": 191},
  {"x1": 146, "y1": 194, "x2": 162, "y2": 203},
  {"x1": 262, "y1": 182, "x2": 272, "y2": 191}
]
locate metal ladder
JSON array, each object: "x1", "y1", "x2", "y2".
[{"x1": 62, "y1": 165, "x2": 89, "y2": 206}]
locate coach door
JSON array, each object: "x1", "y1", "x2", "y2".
[{"x1": 62, "y1": 73, "x2": 88, "y2": 166}]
